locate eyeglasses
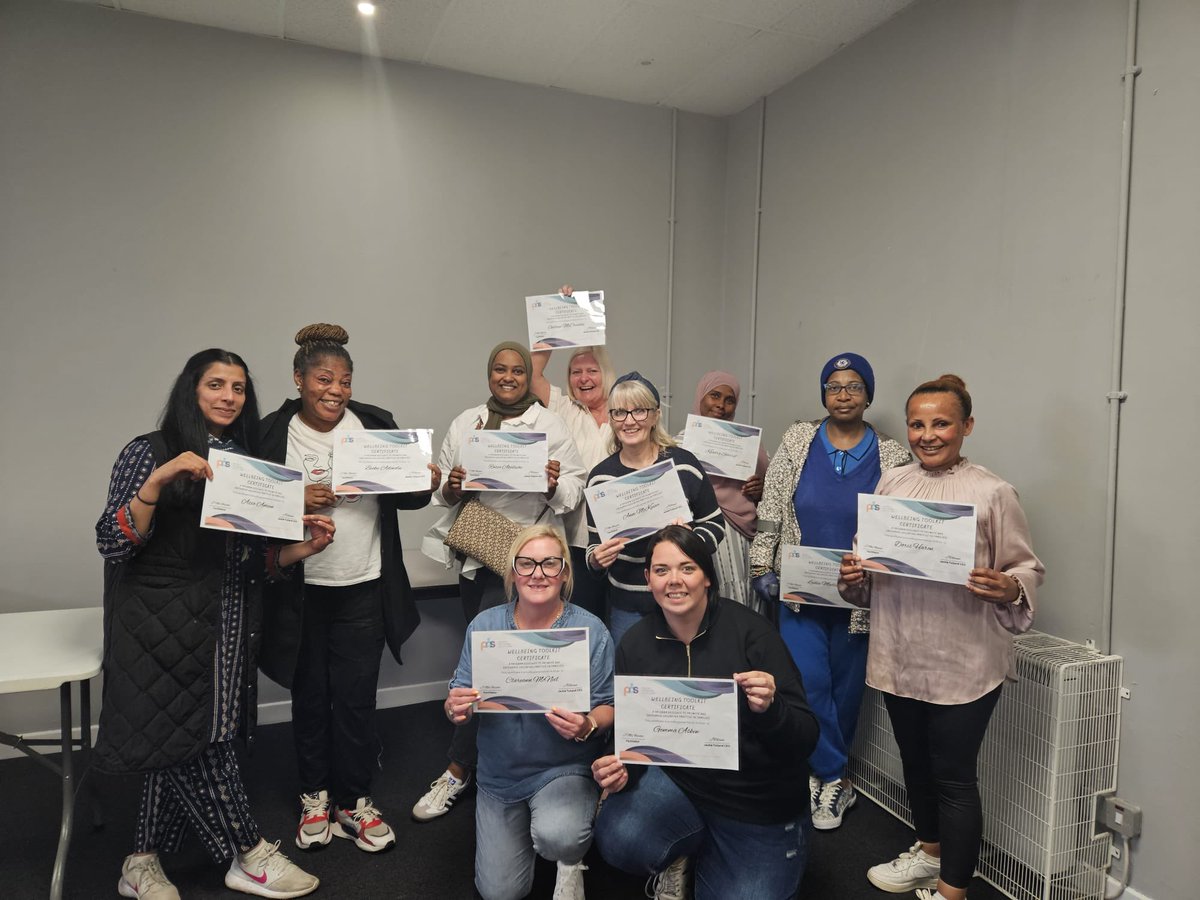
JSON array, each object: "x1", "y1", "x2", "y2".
[
  {"x1": 609, "y1": 407, "x2": 654, "y2": 422},
  {"x1": 513, "y1": 556, "x2": 565, "y2": 577},
  {"x1": 823, "y1": 382, "x2": 867, "y2": 396}
]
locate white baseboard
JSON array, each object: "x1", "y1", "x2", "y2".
[{"x1": 0, "y1": 680, "x2": 447, "y2": 762}]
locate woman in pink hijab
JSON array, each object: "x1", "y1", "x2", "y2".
[{"x1": 680, "y1": 371, "x2": 768, "y2": 609}]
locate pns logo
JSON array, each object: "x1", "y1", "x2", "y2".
[
  {"x1": 469, "y1": 436, "x2": 480, "y2": 444},
  {"x1": 622, "y1": 684, "x2": 639, "y2": 695},
  {"x1": 531, "y1": 300, "x2": 543, "y2": 309},
  {"x1": 215, "y1": 458, "x2": 231, "y2": 469},
  {"x1": 594, "y1": 489, "x2": 606, "y2": 500},
  {"x1": 479, "y1": 639, "x2": 496, "y2": 650},
  {"x1": 864, "y1": 501, "x2": 881, "y2": 512},
  {"x1": 340, "y1": 435, "x2": 355, "y2": 445}
]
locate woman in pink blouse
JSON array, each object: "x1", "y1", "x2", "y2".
[{"x1": 838, "y1": 374, "x2": 1044, "y2": 900}]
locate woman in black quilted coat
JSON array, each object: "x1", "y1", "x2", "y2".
[{"x1": 95, "y1": 348, "x2": 334, "y2": 900}]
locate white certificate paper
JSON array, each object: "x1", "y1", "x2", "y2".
[
  {"x1": 472, "y1": 628, "x2": 591, "y2": 713},
  {"x1": 779, "y1": 545, "x2": 856, "y2": 608},
  {"x1": 526, "y1": 291, "x2": 606, "y2": 350},
  {"x1": 460, "y1": 431, "x2": 548, "y2": 492},
  {"x1": 331, "y1": 429, "x2": 433, "y2": 495},
  {"x1": 679, "y1": 414, "x2": 762, "y2": 482},
  {"x1": 858, "y1": 493, "x2": 977, "y2": 585},
  {"x1": 614, "y1": 676, "x2": 739, "y2": 771},
  {"x1": 584, "y1": 458, "x2": 690, "y2": 544},
  {"x1": 200, "y1": 449, "x2": 305, "y2": 541}
]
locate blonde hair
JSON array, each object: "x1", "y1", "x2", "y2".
[
  {"x1": 566, "y1": 346, "x2": 616, "y2": 402},
  {"x1": 503, "y1": 524, "x2": 575, "y2": 602},
  {"x1": 607, "y1": 379, "x2": 675, "y2": 455}
]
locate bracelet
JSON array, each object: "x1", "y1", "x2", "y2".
[
  {"x1": 1010, "y1": 576, "x2": 1026, "y2": 605},
  {"x1": 134, "y1": 490, "x2": 157, "y2": 506},
  {"x1": 574, "y1": 713, "x2": 599, "y2": 742}
]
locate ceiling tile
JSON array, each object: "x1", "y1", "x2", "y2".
[
  {"x1": 667, "y1": 28, "x2": 835, "y2": 116},
  {"x1": 122, "y1": 0, "x2": 282, "y2": 37},
  {"x1": 633, "y1": 0, "x2": 796, "y2": 31},
  {"x1": 424, "y1": 0, "x2": 626, "y2": 86},
  {"x1": 770, "y1": 0, "x2": 913, "y2": 43},
  {"x1": 552, "y1": 3, "x2": 755, "y2": 107},
  {"x1": 285, "y1": 0, "x2": 454, "y2": 60}
]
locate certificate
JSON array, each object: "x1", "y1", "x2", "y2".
[
  {"x1": 331, "y1": 428, "x2": 433, "y2": 494},
  {"x1": 584, "y1": 458, "x2": 690, "y2": 544},
  {"x1": 858, "y1": 493, "x2": 977, "y2": 585},
  {"x1": 460, "y1": 431, "x2": 548, "y2": 492},
  {"x1": 200, "y1": 449, "x2": 305, "y2": 541},
  {"x1": 472, "y1": 628, "x2": 591, "y2": 713},
  {"x1": 526, "y1": 291, "x2": 606, "y2": 350},
  {"x1": 679, "y1": 414, "x2": 762, "y2": 482},
  {"x1": 614, "y1": 676, "x2": 739, "y2": 771},
  {"x1": 780, "y1": 545, "x2": 857, "y2": 608}
]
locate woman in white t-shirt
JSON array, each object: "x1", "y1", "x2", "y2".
[{"x1": 259, "y1": 324, "x2": 441, "y2": 858}]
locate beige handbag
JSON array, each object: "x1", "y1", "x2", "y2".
[{"x1": 443, "y1": 499, "x2": 524, "y2": 577}]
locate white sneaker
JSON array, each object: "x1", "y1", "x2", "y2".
[
  {"x1": 809, "y1": 774, "x2": 821, "y2": 813},
  {"x1": 295, "y1": 790, "x2": 332, "y2": 850},
  {"x1": 225, "y1": 839, "x2": 319, "y2": 898},
  {"x1": 866, "y1": 841, "x2": 941, "y2": 893},
  {"x1": 812, "y1": 780, "x2": 857, "y2": 830},
  {"x1": 646, "y1": 855, "x2": 689, "y2": 900},
  {"x1": 915, "y1": 891, "x2": 950, "y2": 900},
  {"x1": 118, "y1": 853, "x2": 180, "y2": 900},
  {"x1": 553, "y1": 860, "x2": 588, "y2": 900},
  {"x1": 411, "y1": 769, "x2": 471, "y2": 821},
  {"x1": 334, "y1": 797, "x2": 396, "y2": 852}
]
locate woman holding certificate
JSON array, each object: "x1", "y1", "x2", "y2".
[
  {"x1": 591, "y1": 526, "x2": 818, "y2": 900},
  {"x1": 839, "y1": 374, "x2": 1044, "y2": 900},
  {"x1": 586, "y1": 372, "x2": 726, "y2": 647},
  {"x1": 415, "y1": 340, "x2": 586, "y2": 822},
  {"x1": 258, "y1": 324, "x2": 440, "y2": 855},
  {"x1": 96, "y1": 348, "x2": 335, "y2": 900},
  {"x1": 748, "y1": 352, "x2": 910, "y2": 831},
  {"x1": 445, "y1": 525, "x2": 614, "y2": 900},
  {"x1": 530, "y1": 286, "x2": 615, "y2": 620},
  {"x1": 678, "y1": 371, "x2": 768, "y2": 610}
]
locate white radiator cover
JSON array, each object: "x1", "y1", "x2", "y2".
[{"x1": 849, "y1": 631, "x2": 1123, "y2": 900}]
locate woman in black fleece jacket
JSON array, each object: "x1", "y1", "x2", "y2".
[{"x1": 592, "y1": 526, "x2": 818, "y2": 900}]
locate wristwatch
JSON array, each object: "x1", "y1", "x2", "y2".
[{"x1": 575, "y1": 713, "x2": 599, "y2": 742}]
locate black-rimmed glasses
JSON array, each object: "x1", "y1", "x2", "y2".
[
  {"x1": 823, "y1": 382, "x2": 867, "y2": 396},
  {"x1": 513, "y1": 556, "x2": 565, "y2": 577},
  {"x1": 609, "y1": 407, "x2": 654, "y2": 422}
]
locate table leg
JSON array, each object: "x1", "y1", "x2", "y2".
[{"x1": 50, "y1": 682, "x2": 75, "y2": 900}]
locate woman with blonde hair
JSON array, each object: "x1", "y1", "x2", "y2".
[
  {"x1": 445, "y1": 524, "x2": 614, "y2": 900},
  {"x1": 840, "y1": 374, "x2": 1044, "y2": 900},
  {"x1": 586, "y1": 372, "x2": 725, "y2": 646}
]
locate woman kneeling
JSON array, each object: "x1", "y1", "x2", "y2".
[
  {"x1": 445, "y1": 525, "x2": 614, "y2": 900},
  {"x1": 591, "y1": 526, "x2": 819, "y2": 900}
]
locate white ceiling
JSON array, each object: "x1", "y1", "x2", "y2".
[{"x1": 64, "y1": 0, "x2": 916, "y2": 116}]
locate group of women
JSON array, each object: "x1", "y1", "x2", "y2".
[{"x1": 96, "y1": 311, "x2": 1042, "y2": 900}]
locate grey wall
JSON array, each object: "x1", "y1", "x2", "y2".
[
  {"x1": 0, "y1": 0, "x2": 726, "y2": 728},
  {"x1": 732, "y1": 1, "x2": 1197, "y2": 897}
]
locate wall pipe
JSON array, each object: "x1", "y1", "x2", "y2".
[
  {"x1": 746, "y1": 97, "x2": 767, "y2": 423},
  {"x1": 663, "y1": 107, "x2": 677, "y2": 427}
]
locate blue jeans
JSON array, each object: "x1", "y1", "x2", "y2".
[
  {"x1": 607, "y1": 605, "x2": 645, "y2": 649},
  {"x1": 474, "y1": 774, "x2": 598, "y2": 900},
  {"x1": 595, "y1": 766, "x2": 806, "y2": 900},
  {"x1": 780, "y1": 605, "x2": 868, "y2": 782}
]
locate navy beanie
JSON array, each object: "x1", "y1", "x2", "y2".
[{"x1": 820, "y1": 353, "x2": 875, "y2": 404}]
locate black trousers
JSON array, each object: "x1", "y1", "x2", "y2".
[
  {"x1": 448, "y1": 569, "x2": 508, "y2": 770},
  {"x1": 292, "y1": 578, "x2": 386, "y2": 807},
  {"x1": 883, "y1": 684, "x2": 1002, "y2": 890}
]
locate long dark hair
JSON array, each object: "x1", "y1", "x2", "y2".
[
  {"x1": 159, "y1": 348, "x2": 261, "y2": 462},
  {"x1": 643, "y1": 525, "x2": 720, "y2": 604}
]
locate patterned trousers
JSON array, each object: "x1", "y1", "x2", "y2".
[{"x1": 134, "y1": 740, "x2": 260, "y2": 862}]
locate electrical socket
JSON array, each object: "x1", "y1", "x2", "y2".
[{"x1": 1099, "y1": 795, "x2": 1142, "y2": 838}]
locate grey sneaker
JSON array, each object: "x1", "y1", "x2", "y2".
[
  {"x1": 412, "y1": 769, "x2": 471, "y2": 821},
  {"x1": 225, "y1": 839, "x2": 319, "y2": 898},
  {"x1": 553, "y1": 860, "x2": 588, "y2": 900},
  {"x1": 118, "y1": 853, "x2": 180, "y2": 900},
  {"x1": 866, "y1": 841, "x2": 941, "y2": 893},
  {"x1": 812, "y1": 780, "x2": 857, "y2": 830},
  {"x1": 334, "y1": 797, "x2": 396, "y2": 852},
  {"x1": 646, "y1": 855, "x2": 689, "y2": 900},
  {"x1": 295, "y1": 790, "x2": 332, "y2": 850}
]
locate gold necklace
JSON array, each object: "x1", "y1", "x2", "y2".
[{"x1": 514, "y1": 599, "x2": 563, "y2": 630}]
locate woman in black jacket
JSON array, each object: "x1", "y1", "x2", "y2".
[
  {"x1": 97, "y1": 348, "x2": 334, "y2": 899},
  {"x1": 591, "y1": 526, "x2": 818, "y2": 900},
  {"x1": 259, "y1": 324, "x2": 439, "y2": 856}
]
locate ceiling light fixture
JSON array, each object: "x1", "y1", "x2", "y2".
[{"x1": 357, "y1": 2, "x2": 376, "y2": 16}]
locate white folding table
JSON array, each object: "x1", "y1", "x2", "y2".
[{"x1": 0, "y1": 607, "x2": 104, "y2": 900}]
